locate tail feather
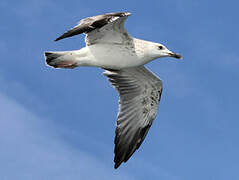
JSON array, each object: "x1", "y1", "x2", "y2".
[{"x1": 44, "y1": 51, "x2": 78, "y2": 69}]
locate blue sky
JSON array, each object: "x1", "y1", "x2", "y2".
[{"x1": 1, "y1": 0, "x2": 239, "y2": 179}]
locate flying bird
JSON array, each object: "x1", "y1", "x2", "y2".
[{"x1": 44, "y1": 12, "x2": 182, "y2": 169}]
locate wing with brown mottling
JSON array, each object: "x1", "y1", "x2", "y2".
[
  {"x1": 104, "y1": 66, "x2": 163, "y2": 169},
  {"x1": 55, "y1": 12, "x2": 131, "y2": 45}
]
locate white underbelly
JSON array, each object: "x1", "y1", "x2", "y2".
[{"x1": 86, "y1": 44, "x2": 145, "y2": 69}]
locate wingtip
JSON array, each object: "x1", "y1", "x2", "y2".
[
  {"x1": 114, "y1": 154, "x2": 125, "y2": 169},
  {"x1": 55, "y1": 32, "x2": 70, "y2": 41},
  {"x1": 54, "y1": 37, "x2": 61, "y2": 42},
  {"x1": 114, "y1": 162, "x2": 121, "y2": 169}
]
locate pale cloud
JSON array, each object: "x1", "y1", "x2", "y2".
[
  {"x1": 0, "y1": 92, "x2": 135, "y2": 180},
  {"x1": 0, "y1": 69, "x2": 181, "y2": 180},
  {"x1": 0, "y1": 75, "x2": 47, "y2": 116}
]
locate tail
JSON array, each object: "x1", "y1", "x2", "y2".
[{"x1": 44, "y1": 51, "x2": 78, "y2": 69}]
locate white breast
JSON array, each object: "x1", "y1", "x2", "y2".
[{"x1": 86, "y1": 43, "x2": 148, "y2": 69}]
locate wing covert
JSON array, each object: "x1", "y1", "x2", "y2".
[
  {"x1": 104, "y1": 66, "x2": 163, "y2": 169},
  {"x1": 55, "y1": 12, "x2": 131, "y2": 45}
]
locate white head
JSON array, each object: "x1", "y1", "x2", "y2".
[{"x1": 147, "y1": 42, "x2": 182, "y2": 60}]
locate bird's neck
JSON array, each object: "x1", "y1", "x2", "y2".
[{"x1": 133, "y1": 38, "x2": 158, "y2": 62}]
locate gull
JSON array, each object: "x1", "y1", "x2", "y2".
[{"x1": 44, "y1": 12, "x2": 182, "y2": 169}]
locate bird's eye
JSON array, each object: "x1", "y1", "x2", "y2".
[{"x1": 158, "y1": 46, "x2": 163, "y2": 50}]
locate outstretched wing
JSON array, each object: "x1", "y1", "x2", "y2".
[
  {"x1": 55, "y1": 12, "x2": 131, "y2": 45},
  {"x1": 104, "y1": 66, "x2": 163, "y2": 169}
]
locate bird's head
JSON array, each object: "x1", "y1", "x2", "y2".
[{"x1": 147, "y1": 42, "x2": 182, "y2": 60}]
